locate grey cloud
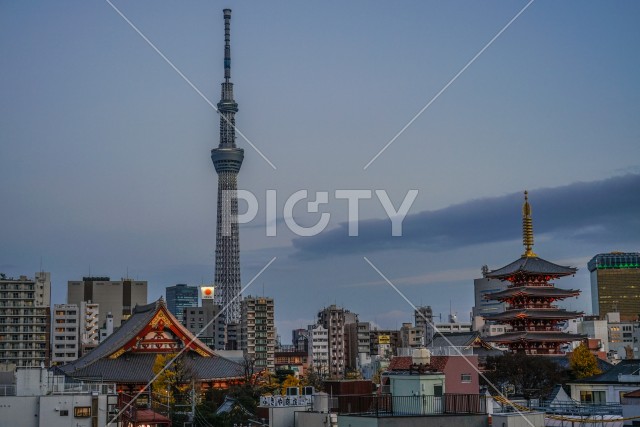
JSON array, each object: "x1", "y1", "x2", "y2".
[{"x1": 292, "y1": 174, "x2": 640, "y2": 259}]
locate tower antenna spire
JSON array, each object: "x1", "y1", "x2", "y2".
[
  {"x1": 223, "y1": 8, "x2": 231, "y2": 82},
  {"x1": 522, "y1": 191, "x2": 537, "y2": 258}
]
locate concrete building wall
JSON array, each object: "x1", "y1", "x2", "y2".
[
  {"x1": 0, "y1": 396, "x2": 39, "y2": 427},
  {"x1": 493, "y1": 412, "x2": 545, "y2": 427},
  {"x1": 294, "y1": 411, "x2": 335, "y2": 427},
  {"x1": 0, "y1": 394, "x2": 114, "y2": 427},
  {"x1": 389, "y1": 373, "x2": 446, "y2": 397},
  {"x1": 128, "y1": 281, "x2": 147, "y2": 314},
  {"x1": 338, "y1": 414, "x2": 488, "y2": 427},
  {"x1": 579, "y1": 318, "x2": 610, "y2": 353},
  {"x1": 91, "y1": 282, "x2": 124, "y2": 326}
]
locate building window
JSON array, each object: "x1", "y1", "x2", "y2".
[
  {"x1": 59, "y1": 410, "x2": 69, "y2": 416},
  {"x1": 580, "y1": 391, "x2": 605, "y2": 404},
  {"x1": 74, "y1": 406, "x2": 91, "y2": 417},
  {"x1": 461, "y1": 374, "x2": 472, "y2": 383},
  {"x1": 434, "y1": 384, "x2": 443, "y2": 397}
]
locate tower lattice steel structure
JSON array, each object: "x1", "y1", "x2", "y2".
[{"x1": 211, "y1": 9, "x2": 244, "y2": 324}]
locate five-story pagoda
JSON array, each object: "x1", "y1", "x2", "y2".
[{"x1": 483, "y1": 192, "x2": 584, "y2": 355}]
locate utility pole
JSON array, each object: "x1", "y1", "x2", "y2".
[{"x1": 190, "y1": 379, "x2": 196, "y2": 423}]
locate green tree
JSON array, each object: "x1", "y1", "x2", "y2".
[
  {"x1": 570, "y1": 344, "x2": 602, "y2": 379},
  {"x1": 151, "y1": 353, "x2": 195, "y2": 425},
  {"x1": 483, "y1": 353, "x2": 570, "y2": 399},
  {"x1": 280, "y1": 374, "x2": 301, "y2": 395},
  {"x1": 301, "y1": 366, "x2": 324, "y2": 392}
]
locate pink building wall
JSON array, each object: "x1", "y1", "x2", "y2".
[{"x1": 443, "y1": 355, "x2": 479, "y2": 394}]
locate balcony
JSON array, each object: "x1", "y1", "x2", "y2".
[{"x1": 334, "y1": 394, "x2": 486, "y2": 417}]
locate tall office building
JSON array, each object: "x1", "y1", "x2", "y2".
[
  {"x1": 240, "y1": 296, "x2": 275, "y2": 372},
  {"x1": 67, "y1": 277, "x2": 147, "y2": 327},
  {"x1": 166, "y1": 284, "x2": 198, "y2": 324},
  {"x1": 588, "y1": 252, "x2": 640, "y2": 320},
  {"x1": 0, "y1": 272, "x2": 51, "y2": 368},
  {"x1": 211, "y1": 9, "x2": 244, "y2": 324}
]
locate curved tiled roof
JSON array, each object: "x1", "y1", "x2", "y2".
[
  {"x1": 571, "y1": 359, "x2": 640, "y2": 384},
  {"x1": 484, "y1": 309, "x2": 583, "y2": 321},
  {"x1": 485, "y1": 331, "x2": 585, "y2": 343},
  {"x1": 59, "y1": 353, "x2": 243, "y2": 383},
  {"x1": 487, "y1": 256, "x2": 577, "y2": 279},
  {"x1": 485, "y1": 286, "x2": 580, "y2": 301}
]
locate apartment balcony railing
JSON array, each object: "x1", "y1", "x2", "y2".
[{"x1": 334, "y1": 393, "x2": 486, "y2": 417}]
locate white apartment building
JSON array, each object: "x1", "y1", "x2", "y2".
[
  {"x1": 52, "y1": 302, "x2": 100, "y2": 365},
  {"x1": 308, "y1": 323, "x2": 329, "y2": 377},
  {"x1": 79, "y1": 301, "x2": 99, "y2": 354}
]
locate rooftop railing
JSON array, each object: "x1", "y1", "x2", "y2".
[{"x1": 334, "y1": 393, "x2": 486, "y2": 417}]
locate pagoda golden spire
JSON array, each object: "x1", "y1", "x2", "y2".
[{"x1": 522, "y1": 190, "x2": 537, "y2": 258}]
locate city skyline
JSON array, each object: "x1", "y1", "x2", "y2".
[{"x1": 1, "y1": 1, "x2": 639, "y2": 338}]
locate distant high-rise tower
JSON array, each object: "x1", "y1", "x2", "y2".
[
  {"x1": 212, "y1": 9, "x2": 244, "y2": 324},
  {"x1": 166, "y1": 284, "x2": 198, "y2": 324},
  {"x1": 588, "y1": 252, "x2": 640, "y2": 320}
]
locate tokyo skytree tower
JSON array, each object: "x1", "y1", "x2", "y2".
[{"x1": 211, "y1": 9, "x2": 244, "y2": 324}]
